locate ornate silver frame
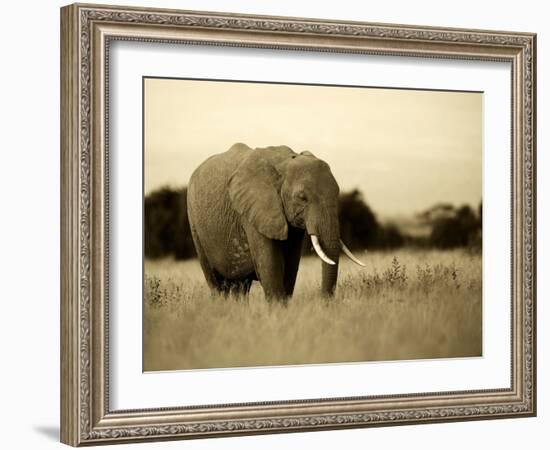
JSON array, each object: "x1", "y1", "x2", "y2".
[{"x1": 60, "y1": 3, "x2": 536, "y2": 446}]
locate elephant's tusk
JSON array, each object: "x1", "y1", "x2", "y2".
[
  {"x1": 311, "y1": 235, "x2": 336, "y2": 265},
  {"x1": 340, "y1": 240, "x2": 366, "y2": 267}
]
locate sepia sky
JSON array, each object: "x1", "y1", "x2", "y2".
[{"x1": 144, "y1": 78, "x2": 482, "y2": 218}]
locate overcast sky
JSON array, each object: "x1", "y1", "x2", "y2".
[{"x1": 144, "y1": 78, "x2": 481, "y2": 218}]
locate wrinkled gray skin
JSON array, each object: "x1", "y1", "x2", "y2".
[{"x1": 187, "y1": 143, "x2": 340, "y2": 301}]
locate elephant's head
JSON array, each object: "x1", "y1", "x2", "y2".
[{"x1": 228, "y1": 145, "x2": 364, "y2": 296}]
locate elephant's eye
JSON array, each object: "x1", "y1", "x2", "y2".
[{"x1": 297, "y1": 192, "x2": 307, "y2": 202}]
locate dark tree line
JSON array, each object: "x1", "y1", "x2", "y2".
[
  {"x1": 144, "y1": 187, "x2": 196, "y2": 259},
  {"x1": 425, "y1": 203, "x2": 482, "y2": 250},
  {"x1": 144, "y1": 186, "x2": 481, "y2": 260},
  {"x1": 338, "y1": 190, "x2": 404, "y2": 250}
]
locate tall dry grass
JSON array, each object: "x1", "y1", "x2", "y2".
[{"x1": 143, "y1": 249, "x2": 481, "y2": 371}]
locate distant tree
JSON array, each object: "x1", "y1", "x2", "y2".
[
  {"x1": 418, "y1": 203, "x2": 455, "y2": 222},
  {"x1": 338, "y1": 189, "x2": 404, "y2": 250},
  {"x1": 173, "y1": 188, "x2": 196, "y2": 259},
  {"x1": 338, "y1": 189, "x2": 381, "y2": 250},
  {"x1": 378, "y1": 223, "x2": 406, "y2": 249},
  {"x1": 429, "y1": 204, "x2": 479, "y2": 249},
  {"x1": 144, "y1": 187, "x2": 196, "y2": 260}
]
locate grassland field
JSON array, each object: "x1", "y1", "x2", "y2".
[{"x1": 143, "y1": 249, "x2": 482, "y2": 371}]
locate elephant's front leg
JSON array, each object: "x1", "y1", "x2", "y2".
[
  {"x1": 283, "y1": 226, "x2": 305, "y2": 296},
  {"x1": 242, "y1": 221, "x2": 287, "y2": 300}
]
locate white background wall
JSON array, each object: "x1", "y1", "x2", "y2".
[{"x1": 0, "y1": 0, "x2": 546, "y2": 449}]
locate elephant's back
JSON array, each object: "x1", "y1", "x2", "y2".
[
  {"x1": 187, "y1": 144, "x2": 252, "y2": 274},
  {"x1": 188, "y1": 143, "x2": 251, "y2": 207}
]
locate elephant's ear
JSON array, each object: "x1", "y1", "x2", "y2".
[{"x1": 229, "y1": 153, "x2": 288, "y2": 240}]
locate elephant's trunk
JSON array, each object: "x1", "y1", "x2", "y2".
[
  {"x1": 307, "y1": 210, "x2": 340, "y2": 296},
  {"x1": 311, "y1": 235, "x2": 336, "y2": 265},
  {"x1": 320, "y1": 238, "x2": 340, "y2": 296}
]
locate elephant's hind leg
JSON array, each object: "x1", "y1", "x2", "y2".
[
  {"x1": 224, "y1": 277, "x2": 254, "y2": 298},
  {"x1": 190, "y1": 229, "x2": 224, "y2": 292},
  {"x1": 191, "y1": 230, "x2": 254, "y2": 297}
]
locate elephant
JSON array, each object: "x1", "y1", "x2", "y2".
[{"x1": 187, "y1": 143, "x2": 364, "y2": 301}]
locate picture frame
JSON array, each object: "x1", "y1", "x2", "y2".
[{"x1": 60, "y1": 2, "x2": 536, "y2": 446}]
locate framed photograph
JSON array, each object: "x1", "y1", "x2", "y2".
[{"x1": 60, "y1": 3, "x2": 536, "y2": 446}]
